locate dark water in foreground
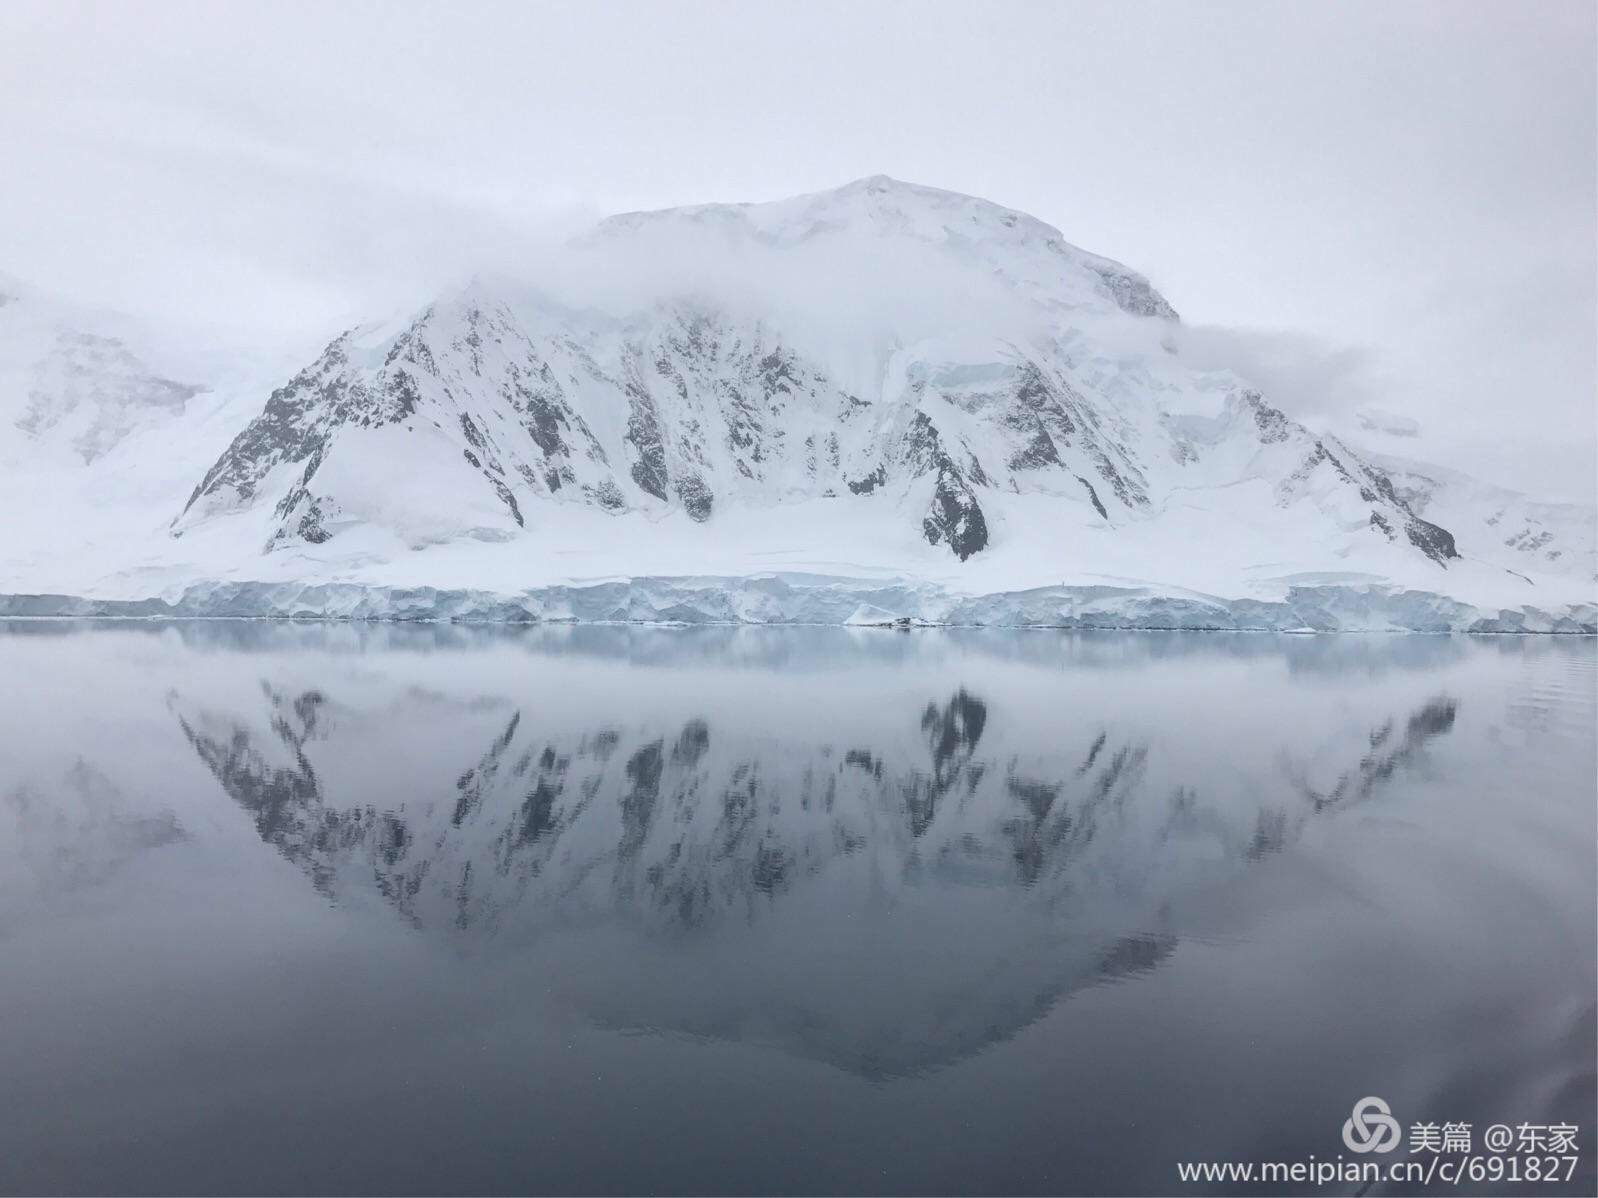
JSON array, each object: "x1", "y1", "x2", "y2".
[{"x1": 0, "y1": 624, "x2": 1592, "y2": 1196}]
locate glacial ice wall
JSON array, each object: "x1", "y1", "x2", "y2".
[{"x1": 1, "y1": 575, "x2": 1592, "y2": 633}]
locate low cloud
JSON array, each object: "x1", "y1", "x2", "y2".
[{"x1": 1171, "y1": 324, "x2": 1387, "y2": 423}]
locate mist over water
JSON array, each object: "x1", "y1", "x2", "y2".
[{"x1": 0, "y1": 624, "x2": 1592, "y2": 1195}]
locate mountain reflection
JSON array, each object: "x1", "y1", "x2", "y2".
[
  {"x1": 1252, "y1": 696, "x2": 1458, "y2": 859},
  {"x1": 174, "y1": 685, "x2": 1463, "y2": 934},
  {"x1": 159, "y1": 674, "x2": 1465, "y2": 1076}
]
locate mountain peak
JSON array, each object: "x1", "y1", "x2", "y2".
[
  {"x1": 583, "y1": 177, "x2": 1178, "y2": 322},
  {"x1": 828, "y1": 173, "x2": 992, "y2": 203},
  {"x1": 598, "y1": 174, "x2": 1057, "y2": 239}
]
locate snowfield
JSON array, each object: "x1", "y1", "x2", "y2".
[{"x1": 0, "y1": 180, "x2": 1592, "y2": 632}]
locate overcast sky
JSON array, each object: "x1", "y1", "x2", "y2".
[{"x1": 1, "y1": 0, "x2": 1593, "y2": 499}]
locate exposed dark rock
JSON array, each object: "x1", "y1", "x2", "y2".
[
  {"x1": 624, "y1": 378, "x2": 669, "y2": 501},
  {"x1": 590, "y1": 479, "x2": 626, "y2": 510},
  {"x1": 923, "y1": 470, "x2": 989, "y2": 561},
  {"x1": 1349, "y1": 459, "x2": 1459, "y2": 564},
  {"x1": 183, "y1": 337, "x2": 350, "y2": 513},
  {"x1": 901, "y1": 413, "x2": 989, "y2": 560},
  {"x1": 1085, "y1": 440, "x2": 1150, "y2": 510},
  {"x1": 384, "y1": 369, "x2": 422, "y2": 418},
  {"x1": 1003, "y1": 364, "x2": 1147, "y2": 511},
  {"x1": 1008, "y1": 426, "x2": 1061, "y2": 470},
  {"x1": 1338, "y1": 449, "x2": 1458, "y2": 564},
  {"x1": 1245, "y1": 392, "x2": 1292, "y2": 444},
  {"x1": 293, "y1": 499, "x2": 332, "y2": 544},
  {"x1": 758, "y1": 349, "x2": 797, "y2": 396},
  {"x1": 1405, "y1": 517, "x2": 1457, "y2": 563},
  {"x1": 675, "y1": 474, "x2": 714, "y2": 522},
  {"x1": 1077, "y1": 476, "x2": 1108, "y2": 519},
  {"x1": 488, "y1": 477, "x2": 524, "y2": 527},
  {"x1": 518, "y1": 377, "x2": 569, "y2": 455},
  {"x1": 848, "y1": 465, "x2": 886, "y2": 494}
]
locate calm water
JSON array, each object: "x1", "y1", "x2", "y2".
[{"x1": 0, "y1": 624, "x2": 1592, "y2": 1196}]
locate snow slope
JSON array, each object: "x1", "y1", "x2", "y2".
[{"x1": 0, "y1": 178, "x2": 1592, "y2": 630}]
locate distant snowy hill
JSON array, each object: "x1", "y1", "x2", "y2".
[
  {"x1": 1, "y1": 178, "x2": 1592, "y2": 630},
  {"x1": 1368, "y1": 452, "x2": 1596, "y2": 583},
  {"x1": 0, "y1": 274, "x2": 201, "y2": 464}
]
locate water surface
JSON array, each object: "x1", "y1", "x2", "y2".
[{"x1": 1, "y1": 624, "x2": 1593, "y2": 1195}]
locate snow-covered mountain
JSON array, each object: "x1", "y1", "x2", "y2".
[
  {"x1": 171, "y1": 177, "x2": 1455, "y2": 566},
  {"x1": 1, "y1": 178, "x2": 1592, "y2": 630}
]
